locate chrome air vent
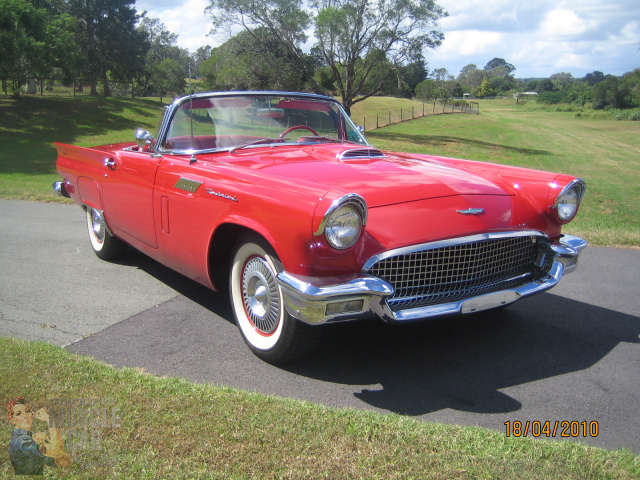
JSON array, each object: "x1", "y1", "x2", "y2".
[
  {"x1": 337, "y1": 148, "x2": 385, "y2": 161},
  {"x1": 175, "y1": 177, "x2": 202, "y2": 193}
]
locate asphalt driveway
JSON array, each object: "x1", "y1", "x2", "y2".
[{"x1": 1, "y1": 199, "x2": 639, "y2": 452}]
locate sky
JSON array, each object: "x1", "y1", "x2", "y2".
[{"x1": 135, "y1": 0, "x2": 640, "y2": 79}]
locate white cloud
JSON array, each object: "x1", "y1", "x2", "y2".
[
  {"x1": 137, "y1": 0, "x2": 213, "y2": 52},
  {"x1": 540, "y1": 8, "x2": 597, "y2": 39},
  {"x1": 435, "y1": 30, "x2": 504, "y2": 57}
]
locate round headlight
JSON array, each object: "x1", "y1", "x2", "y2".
[
  {"x1": 552, "y1": 179, "x2": 586, "y2": 223},
  {"x1": 325, "y1": 205, "x2": 363, "y2": 250}
]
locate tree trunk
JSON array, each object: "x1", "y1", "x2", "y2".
[{"x1": 102, "y1": 72, "x2": 111, "y2": 97}]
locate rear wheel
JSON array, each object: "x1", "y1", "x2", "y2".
[
  {"x1": 86, "y1": 207, "x2": 127, "y2": 260},
  {"x1": 229, "y1": 234, "x2": 321, "y2": 363}
]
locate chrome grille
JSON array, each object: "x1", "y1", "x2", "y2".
[{"x1": 366, "y1": 235, "x2": 552, "y2": 311}]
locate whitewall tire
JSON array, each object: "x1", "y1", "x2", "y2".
[
  {"x1": 229, "y1": 234, "x2": 320, "y2": 363},
  {"x1": 86, "y1": 207, "x2": 127, "y2": 260}
]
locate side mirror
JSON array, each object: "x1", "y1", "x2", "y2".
[{"x1": 135, "y1": 129, "x2": 155, "y2": 152}]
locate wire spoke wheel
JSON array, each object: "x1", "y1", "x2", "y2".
[{"x1": 229, "y1": 234, "x2": 321, "y2": 363}]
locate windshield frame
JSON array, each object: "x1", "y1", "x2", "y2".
[{"x1": 155, "y1": 91, "x2": 369, "y2": 155}]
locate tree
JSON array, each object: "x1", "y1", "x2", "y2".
[
  {"x1": 432, "y1": 67, "x2": 456, "y2": 98},
  {"x1": 0, "y1": 0, "x2": 79, "y2": 95},
  {"x1": 138, "y1": 17, "x2": 179, "y2": 66},
  {"x1": 536, "y1": 78, "x2": 554, "y2": 93},
  {"x1": 550, "y1": 72, "x2": 574, "y2": 90},
  {"x1": 66, "y1": 0, "x2": 149, "y2": 95},
  {"x1": 415, "y1": 78, "x2": 438, "y2": 99},
  {"x1": 475, "y1": 77, "x2": 493, "y2": 98},
  {"x1": 622, "y1": 68, "x2": 640, "y2": 107},
  {"x1": 192, "y1": 45, "x2": 212, "y2": 78},
  {"x1": 457, "y1": 64, "x2": 484, "y2": 92},
  {"x1": 150, "y1": 58, "x2": 186, "y2": 101},
  {"x1": 200, "y1": 28, "x2": 307, "y2": 91},
  {"x1": 137, "y1": 17, "x2": 191, "y2": 95},
  {"x1": 206, "y1": 0, "x2": 447, "y2": 114},
  {"x1": 563, "y1": 82, "x2": 591, "y2": 106},
  {"x1": 389, "y1": 59, "x2": 428, "y2": 97},
  {"x1": 582, "y1": 71, "x2": 605, "y2": 86},
  {"x1": 484, "y1": 58, "x2": 515, "y2": 76},
  {"x1": 0, "y1": 0, "x2": 48, "y2": 94},
  {"x1": 592, "y1": 76, "x2": 633, "y2": 110}
]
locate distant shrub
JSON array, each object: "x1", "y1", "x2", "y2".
[
  {"x1": 612, "y1": 109, "x2": 640, "y2": 121},
  {"x1": 536, "y1": 91, "x2": 564, "y2": 104}
]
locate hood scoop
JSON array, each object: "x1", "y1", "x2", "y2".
[{"x1": 337, "y1": 147, "x2": 385, "y2": 163}]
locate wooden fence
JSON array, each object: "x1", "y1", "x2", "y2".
[{"x1": 361, "y1": 99, "x2": 479, "y2": 131}]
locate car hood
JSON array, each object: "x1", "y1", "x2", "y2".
[{"x1": 221, "y1": 145, "x2": 510, "y2": 207}]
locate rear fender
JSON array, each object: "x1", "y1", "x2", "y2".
[{"x1": 77, "y1": 176, "x2": 103, "y2": 211}]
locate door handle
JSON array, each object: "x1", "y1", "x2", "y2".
[{"x1": 104, "y1": 157, "x2": 116, "y2": 170}]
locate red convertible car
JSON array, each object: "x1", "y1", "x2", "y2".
[{"x1": 54, "y1": 91, "x2": 587, "y2": 363}]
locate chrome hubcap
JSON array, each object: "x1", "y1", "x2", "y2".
[{"x1": 242, "y1": 257, "x2": 279, "y2": 334}]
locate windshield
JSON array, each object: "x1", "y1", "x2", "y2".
[{"x1": 160, "y1": 93, "x2": 368, "y2": 153}]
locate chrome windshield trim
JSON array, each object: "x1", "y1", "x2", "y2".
[
  {"x1": 362, "y1": 230, "x2": 547, "y2": 272},
  {"x1": 156, "y1": 91, "x2": 369, "y2": 153}
]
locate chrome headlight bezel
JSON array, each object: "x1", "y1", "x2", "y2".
[
  {"x1": 550, "y1": 178, "x2": 586, "y2": 223},
  {"x1": 315, "y1": 194, "x2": 368, "y2": 250}
]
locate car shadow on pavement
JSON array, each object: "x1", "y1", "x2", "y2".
[
  {"x1": 284, "y1": 295, "x2": 640, "y2": 416},
  {"x1": 73, "y1": 246, "x2": 640, "y2": 418}
]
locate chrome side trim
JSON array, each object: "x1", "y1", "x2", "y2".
[{"x1": 456, "y1": 207, "x2": 485, "y2": 215}]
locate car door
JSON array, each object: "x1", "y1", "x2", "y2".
[{"x1": 102, "y1": 149, "x2": 163, "y2": 248}]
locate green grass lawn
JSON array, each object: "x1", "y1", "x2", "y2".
[
  {"x1": 2, "y1": 337, "x2": 639, "y2": 479},
  {"x1": 0, "y1": 95, "x2": 163, "y2": 201},
  {"x1": 1, "y1": 95, "x2": 639, "y2": 245}
]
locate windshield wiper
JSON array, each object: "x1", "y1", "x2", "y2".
[{"x1": 229, "y1": 137, "x2": 289, "y2": 153}]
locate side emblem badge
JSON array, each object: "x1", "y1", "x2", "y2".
[{"x1": 457, "y1": 208, "x2": 485, "y2": 215}]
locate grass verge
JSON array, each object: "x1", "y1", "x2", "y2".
[
  {"x1": 1, "y1": 337, "x2": 639, "y2": 479},
  {"x1": 0, "y1": 96, "x2": 163, "y2": 201}
]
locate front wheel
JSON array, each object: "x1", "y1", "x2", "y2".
[
  {"x1": 229, "y1": 234, "x2": 321, "y2": 363},
  {"x1": 86, "y1": 207, "x2": 127, "y2": 260}
]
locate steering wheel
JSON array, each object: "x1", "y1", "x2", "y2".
[{"x1": 279, "y1": 125, "x2": 318, "y2": 138}]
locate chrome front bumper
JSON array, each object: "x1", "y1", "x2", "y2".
[{"x1": 278, "y1": 234, "x2": 587, "y2": 326}]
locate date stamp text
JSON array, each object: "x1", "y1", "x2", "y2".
[{"x1": 504, "y1": 421, "x2": 599, "y2": 438}]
